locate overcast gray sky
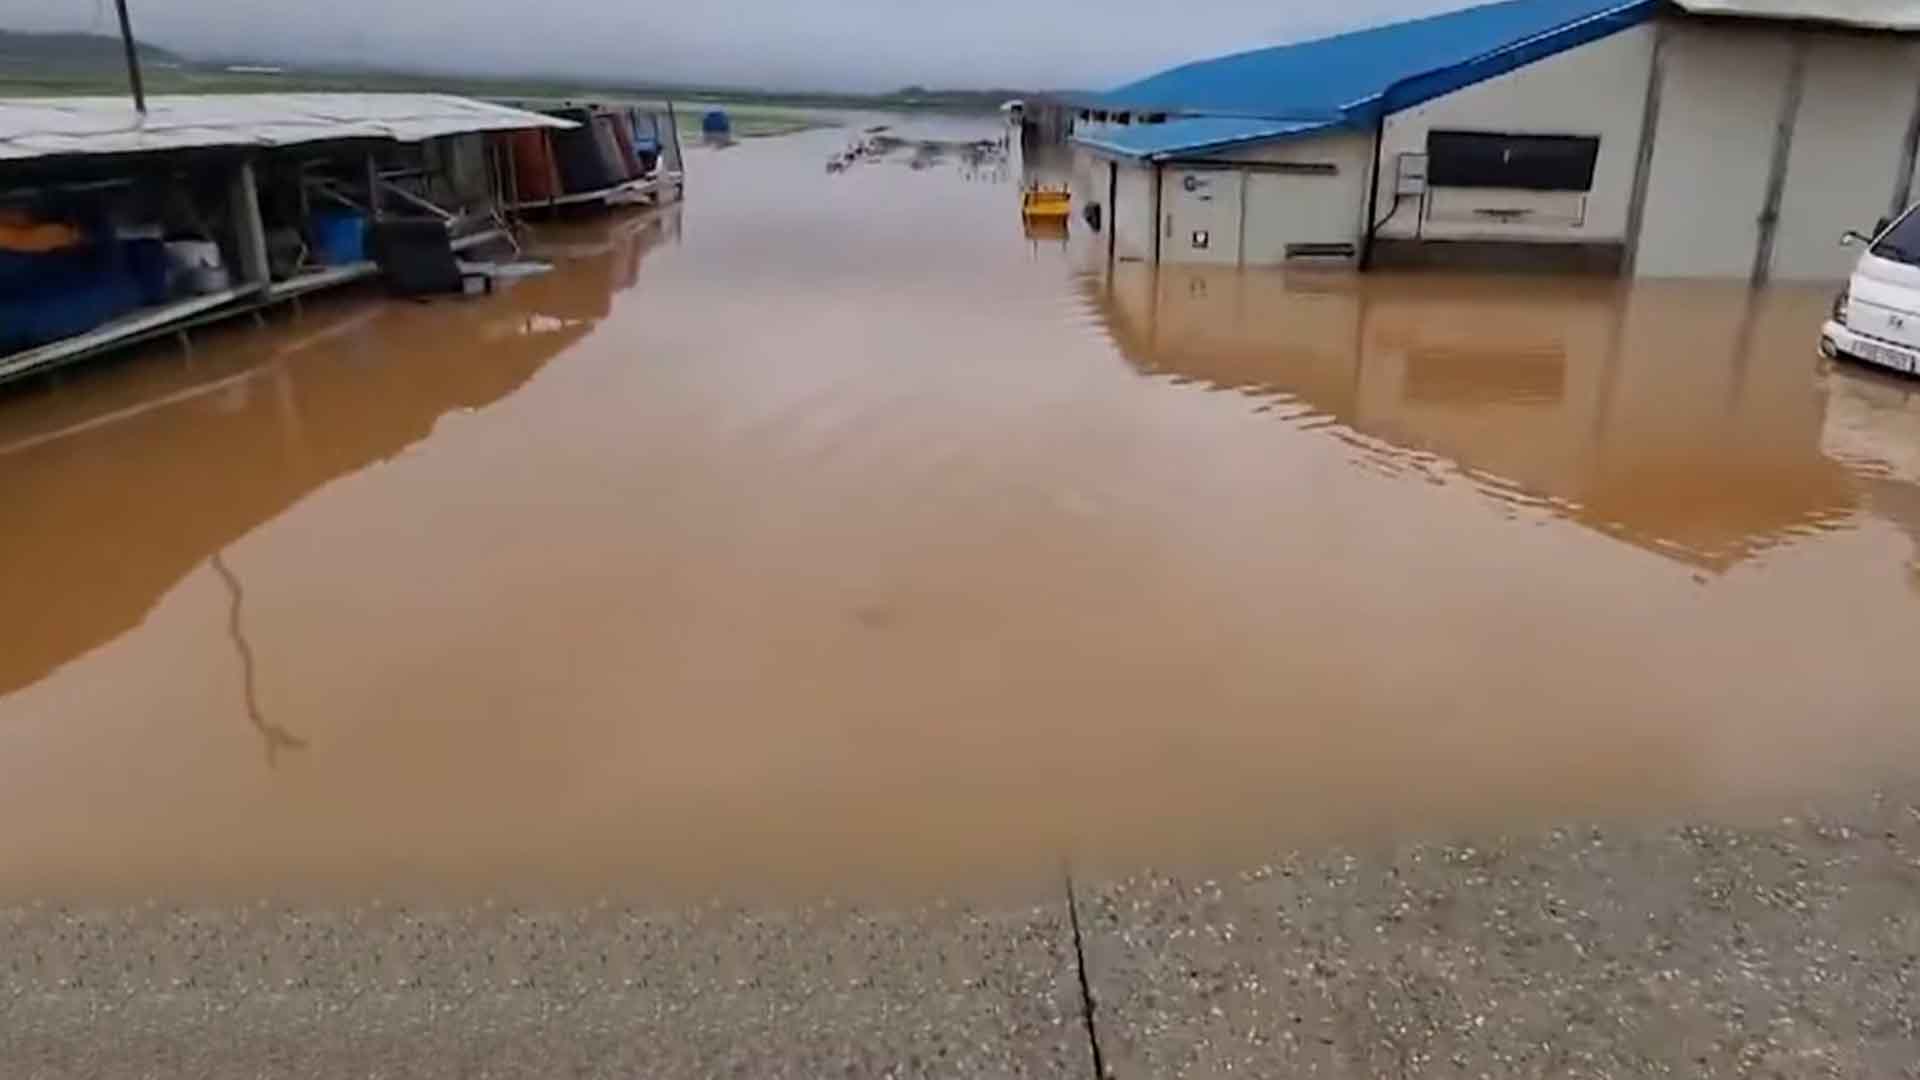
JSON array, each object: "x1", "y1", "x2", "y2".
[{"x1": 1, "y1": 0, "x2": 1463, "y2": 92}]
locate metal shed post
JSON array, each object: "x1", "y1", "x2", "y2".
[
  {"x1": 228, "y1": 160, "x2": 271, "y2": 286},
  {"x1": 365, "y1": 153, "x2": 382, "y2": 222},
  {"x1": 1751, "y1": 34, "x2": 1810, "y2": 286},
  {"x1": 664, "y1": 100, "x2": 687, "y2": 195}
]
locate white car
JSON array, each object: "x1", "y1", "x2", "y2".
[{"x1": 1822, "y1": 206, "x2": 1920, "y2": 376}]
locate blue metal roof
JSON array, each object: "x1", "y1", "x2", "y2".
[
  {"x1": 1073, "y1": 116, "x2": 1337, "y2": 160},
  {"x1": 1074, "y1": 0, "x2": 1658, "y2": 158}
]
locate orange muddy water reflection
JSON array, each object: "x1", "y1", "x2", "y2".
[{"x1": 4, "y1": 123, "x2": 1920, "y2": 900}]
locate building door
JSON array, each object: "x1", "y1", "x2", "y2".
[
  {"x1": 1633, "y1": 22, "x2": 1794, "y2": 278},
  {"x1": 1768, "y1": 36, "x2": 1920, "y2": 281},
  {"x1": 1161, "y1": 167, "x2": 1242, "y2": 265}
]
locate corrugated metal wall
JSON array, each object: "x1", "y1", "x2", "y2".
[
  {"x1": 1112, "y1": 161, "x2": 1158, "y2": 262},
  {"x1": 1374, "y1": 25, "x2": 1655, "y2": 245},
  {"x1": 1631, "y1": 22, "x2": 1793, "y2": 277},
  {"x1": 1768, "y1": 35, "x2": 1920, "y2": 279},
  {"x1": 1229, "y1": 134, "x2": 1372, "y2": 266},
  {"x1": 1635, "y1": 18, "x2": 1920, "y2": 280}
]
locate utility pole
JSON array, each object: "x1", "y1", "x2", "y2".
[{"x1": 113, "y1": 0, "x2": 147, "y2": 115}]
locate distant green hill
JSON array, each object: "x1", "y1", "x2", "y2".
[{"x1": 0, "y1": 30, "x2": 186, "y2": 71}]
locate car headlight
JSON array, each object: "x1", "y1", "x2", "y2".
[{"x1": 1833, "y1": 289, "x2": 1850, "y2": 326}]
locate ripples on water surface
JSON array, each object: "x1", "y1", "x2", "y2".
[{"x1": 4, "y1": 118, "x2": 1920, "y2": 900}]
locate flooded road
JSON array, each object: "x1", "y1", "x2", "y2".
[{"x1": 6, "y1": 117, "x2": 1920, "y2": 901}]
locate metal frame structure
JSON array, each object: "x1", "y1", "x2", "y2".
[{"x1": 0, "y1": 95, "x2": 569, "y2": 383}]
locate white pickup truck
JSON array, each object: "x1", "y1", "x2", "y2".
[{"x1": 1822, "y1": 206, "x2": 1920, "y2": 377}]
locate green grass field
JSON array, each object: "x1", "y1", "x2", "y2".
[{"x1": 673, "y1": 104, "x2": 827, "y2": 139}]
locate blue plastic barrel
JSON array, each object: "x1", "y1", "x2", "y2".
[
  {"x1": 631, "y1": 110, "x2": 661, "y2": 154},
  {"x1": 701, "y1": 110, "x2": 731, "y2": 136},
  {"x1": 0, "y1": 252, "x2": 141, "y2": 352},
  {"x1": 309, "y1": 210, "x2": 367, "y2": 265}
]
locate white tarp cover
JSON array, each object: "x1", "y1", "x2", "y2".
[
  {"x1": 0, "y1": 93, "x2": 575, "y2": 162},
  {"x1": 1672, "y1": 0, "x2": 1920, "y2": 28}
]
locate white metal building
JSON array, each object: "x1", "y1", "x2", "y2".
[{"x1": 1070, "y1": 0, "x2": 1920, "y2": 281}]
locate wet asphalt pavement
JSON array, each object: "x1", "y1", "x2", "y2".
[
  {"x1": 1079, "y1": 795, "x2": 1920, "y2": 1078},
  {"x1": 9, "y1": 785, "x2": 1920, "y2": 1077}
]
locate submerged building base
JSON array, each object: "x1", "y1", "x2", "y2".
[{"x1": 1370, "y1": 238, "x2": 1626, "y2": 275}]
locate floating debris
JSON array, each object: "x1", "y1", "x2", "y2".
[{"x1": 827, "y1": 133, "x2": 1008, "y2": 177}]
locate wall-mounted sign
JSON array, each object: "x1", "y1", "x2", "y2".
[{"x1": 1182, "y1": 173, "x2": 1214, "y2": 202}]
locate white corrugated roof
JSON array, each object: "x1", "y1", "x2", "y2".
[
  {"x1": 0, "y1": 93, "x2": 574, "y2": 162},
  {"x1": 1672, "y1": 0, "x2": 1920, "y2": 29}
]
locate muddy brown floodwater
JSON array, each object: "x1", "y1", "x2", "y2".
[{"x1": 6, "y1": 118, "x2": 1920, "y2": 904}]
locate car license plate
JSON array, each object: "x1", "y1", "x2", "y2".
[{"x1": 1859, "y1": 338, "x2": 1917, "y2": 373}]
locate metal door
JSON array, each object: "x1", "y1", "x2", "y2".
[{"x1": 1161, "y1": 167, "x2": 1242, "y2": 266}]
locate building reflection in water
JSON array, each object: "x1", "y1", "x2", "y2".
[
  {"x1": 0, "y1": 209, "x2": 681, "y2": 721},
  {"x1": 1085, "y1": 263, "x2": 1874, "y2": 575},
  {"x1": 1819, "y1": 362, "x2": 1920, "y2": 583}
]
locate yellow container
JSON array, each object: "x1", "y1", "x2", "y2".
[{"x1": 1021, "y1": 187, "x2": 1071, "y2": 222}]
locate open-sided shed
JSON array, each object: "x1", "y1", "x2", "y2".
[{"x1": 0, "y1": 93, "x2": 573, "y2": 381}]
